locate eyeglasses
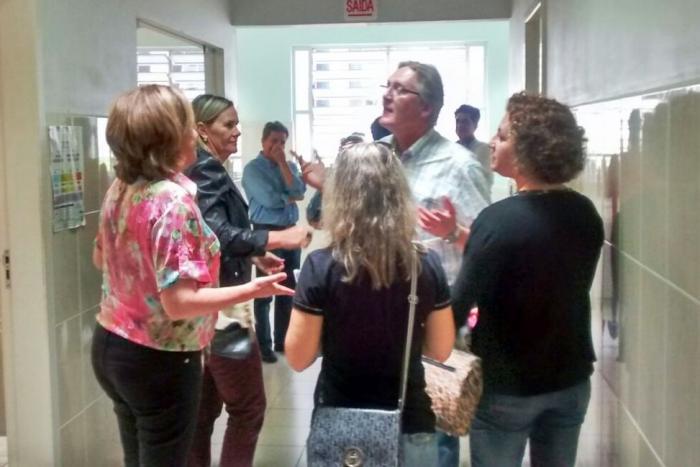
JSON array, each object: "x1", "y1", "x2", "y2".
[{"x1": 380, "y1": 83, "x2": 421, "y2": 98}]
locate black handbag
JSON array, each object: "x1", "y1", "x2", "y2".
[
  {"x1": 306, "y1": 250, "x2": 419, "y2": 467},
  {"x1": 209, "y1": 321, "x2": 253, "y2": 360}
]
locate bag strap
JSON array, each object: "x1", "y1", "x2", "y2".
[{"x1": 398, "y1": 246, "x2": 419, "y2": 412}]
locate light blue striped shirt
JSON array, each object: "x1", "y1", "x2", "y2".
[
  {"x1": 385, "y1": 129, "x2": 491, "y2": 284},
  {"x1": 242, "y1": 153, "x2": 306, "y2": 226}
]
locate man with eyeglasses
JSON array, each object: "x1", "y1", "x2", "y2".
[{"x1": 379, "y1": 61, "x2": 490, "y2": 467}]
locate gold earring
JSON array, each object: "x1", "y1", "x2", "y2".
[{"x1": 201, "y1": 135, "x2": 208, "y2": 143}]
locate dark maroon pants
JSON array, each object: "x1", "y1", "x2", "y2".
[{"x1": 187, "y1": 339, "x2": 266, "y2": 467}]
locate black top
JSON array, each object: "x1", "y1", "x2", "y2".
[
  {"x1": 452, "y1": 190, "x2": 604, "y2": 396},
  {"x1": 186, "y1": 148, "x2": 268, "y2": 286},
  {"x1": 294, "y1": 248, "x2": 450, "y2": 433}
]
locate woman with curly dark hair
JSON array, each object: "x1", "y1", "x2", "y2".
[{"x1": 452, "y1": 92, "x2": 604, "y2": 467}]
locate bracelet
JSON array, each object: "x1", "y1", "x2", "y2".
[{"x1": 443, "y1": 225, "x2": 460, "y2": 244}]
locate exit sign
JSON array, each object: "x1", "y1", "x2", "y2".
[{"x1": 344, "y1": 0, "x2": 378, "y2": 21}]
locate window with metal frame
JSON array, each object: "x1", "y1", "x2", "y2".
[{"x1": 293, "y1": 44, "x2": 486, "y2": 165}]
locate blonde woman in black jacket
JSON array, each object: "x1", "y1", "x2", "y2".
[{"x1": 185, "y1": 95, "x2": 310, "y2": 467}]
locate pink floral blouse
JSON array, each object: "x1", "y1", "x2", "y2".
[{"x1": 96, "y1": 173, "x2": 221, "y2": 351}]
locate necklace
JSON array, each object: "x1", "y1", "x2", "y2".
[{"x1": 515, "y1": 186, "x2": 572, "y2": 196}]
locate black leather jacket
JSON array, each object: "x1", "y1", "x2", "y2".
[{"x1": 185, "y1": 148, "x2": 268, "y2": 286}]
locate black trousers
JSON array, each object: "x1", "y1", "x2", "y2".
[{"x1": 91, "y1": 324, "x2": 202, "y2": 467}]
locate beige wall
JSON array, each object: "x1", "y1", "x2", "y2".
[
  {"x1": 511, "y1": 1, "x2": 700, "y2": 466},
  {"x1": 511, "y1": 0, "x2": 700, "y2": 104},
  {"x1": 0, "y1": 0, "x2": 237, "y2": 465}
]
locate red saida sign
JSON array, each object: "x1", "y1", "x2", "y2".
[{"x1": 344, "y1": 0, "x2": 378, "y2": 21}]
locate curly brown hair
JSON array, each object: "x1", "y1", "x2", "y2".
[
  {"x1": 107, "y1": 85, "x2": 194, "y2": 184},
  {"x1": 506, "y1": 92, "x2": 586, "y2": 184}
]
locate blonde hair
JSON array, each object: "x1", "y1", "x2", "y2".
[
  {"x1": 107, "y1": 85, "x2": 194, "y2": 183},
  {"x1": 192, "y1": 94, "x2": 234, "y2": 151},
  {"x1": 323, "y1": 143, "x2": 417, "y2": 289}
]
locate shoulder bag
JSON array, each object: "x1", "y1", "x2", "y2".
[
  {"x1": 306, "y1": 250, "x2": 419, "y2": 467},
  {"x1": 422, "y1": 349, "x2": 483, "y2": 436}
]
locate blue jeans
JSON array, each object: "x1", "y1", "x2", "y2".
[
  {"x1": 437, "y1": 431, "x2": 460, "y2": 467},
  {"x1": 470, "y1": 379, "x2": 591, "y2": 467},
  {"x1": 254, "y1": 246, "x2": 300, "y2": 352},
  {"x1": 403, "y1": 432, "x2": 438, "y2": 467}
]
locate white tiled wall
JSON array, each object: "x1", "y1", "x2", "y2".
[
  {"x1": 48, "y1": 115, "x2": 121, "y2": 466},
  {"x1": 576, "y1": 86, "x2": 700, "y2": 467}
]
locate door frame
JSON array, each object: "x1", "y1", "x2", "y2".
[
  {"x1": 0, "y1": 20, "x2": 13, "y2": 451},
  {"x1": 524, "y1": 1, "x2": 546, "y2": 94}
]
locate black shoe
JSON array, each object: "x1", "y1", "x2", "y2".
[
  {"x1": 261, "y1": 349, "x2": 278, "y2": 363},
  {"x1": 274, "y1": 344, "x2": 285, "y2": 353}
]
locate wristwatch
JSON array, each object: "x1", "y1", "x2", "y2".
[{"x1": 443, "y1": 225, "x2": 460, "y2": 244}]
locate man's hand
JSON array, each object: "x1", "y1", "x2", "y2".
[
  {"x1": 300, "y1": 160, "x2": 326, "y2": 191},
  {"x1": 270, "y1": 143, "x2": 287, "y2": 166},
  {"x1": 252, "y1": 252, "x2": 285, "y2": 275},
  {"x1": 291, "y1": 150, "x2": 326, "y2": 191},
  {"x1": 417, "y1": 196, "x2": 458, "y2": 238}
]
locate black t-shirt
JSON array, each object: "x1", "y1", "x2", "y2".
[
  {"x1": 452, "y1": 190, "x2": 604, "y2": 396},
  {"x1": 294, "y1": 248, "x2": 450, "y2": 433}
]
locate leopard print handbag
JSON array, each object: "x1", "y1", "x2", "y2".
[{"x1": 422, "y1": 349, "x2": 483, "y2": 436}]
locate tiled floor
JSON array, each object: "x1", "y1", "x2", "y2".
[
  {"x1": 209, "y1": 356, "x2": 320, "y2": 467},
  {"x1": 207, "y1": 356, "x2": 618, "y2": 467}
]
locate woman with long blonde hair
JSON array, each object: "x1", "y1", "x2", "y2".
[{"x1": 285, "y1": 142, "x2": 455, "y2": 466}]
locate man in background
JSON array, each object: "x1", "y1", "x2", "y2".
[
  {"x1": 455, "y1": 104, "x2": 493, "y2": 190},
  {"x1": 242, "y1": 121, "x2": 307, "y2": 363}
]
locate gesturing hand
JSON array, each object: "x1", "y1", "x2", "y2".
[
  {"x1": 417, "y1": 196, "x2": 458, "y2": 238},
  {"x1": 252, "y1": 252, "x2": 285, "y2": 275},
  {"x1": 248, "y1": 273, "x2": 294, "y2": 299},
  {"x1": 300, "y1": 160, "x2": 326, "y2": 190}
]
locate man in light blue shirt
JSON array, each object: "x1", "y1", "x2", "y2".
[
  {"x1": 380, "y1": 61, "x2": 490, "y2": 467},
  {"x1": 380, "y1": 61, "x2": 490, "y2": 284},
  {"x1": 242, "y1": 121, "x2": 306, "y2": 363}
]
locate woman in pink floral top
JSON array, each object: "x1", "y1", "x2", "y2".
[
  {"x1": 97, "y1": 171, "x2": 222, "y2": 350},
  {"x1": 91, "y1": 85, "x2": 293, "y2": 467}
]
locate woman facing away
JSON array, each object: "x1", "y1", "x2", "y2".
[
  {"x1": 452, "y1": 92, "x2": 604, "y2": 467},
  {"x1": 184, "y1": 94, "x2": 310, "y2": 467},
  {"x1": 285, "y1": 142, "x2": 456, "y2": 466},
  {"x1": 90, "y1": 85, "x2": 293, "y2": 467}
]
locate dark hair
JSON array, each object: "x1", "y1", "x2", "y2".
[
  {"x1": 455, "y1": 104, "x2": 481, "y2": 124},
  {"x1": 340, "y1": 132, "x2": 364, "y2": 148},
  {"x1": 507, "y1": 92, "x2": 587, "y2": 184},
  {"x1": 397, "y1": 61, "x2": 444, "y2": 126},
  {"x1": 370, "y1": 117, "x2": 391, "y2": 140},
  {"x1": 107, "y1": 85, "x2": 194, "y2": 184},
  {"x1": 262, "y1": 121, "x2": 289, "y2": 140}
]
